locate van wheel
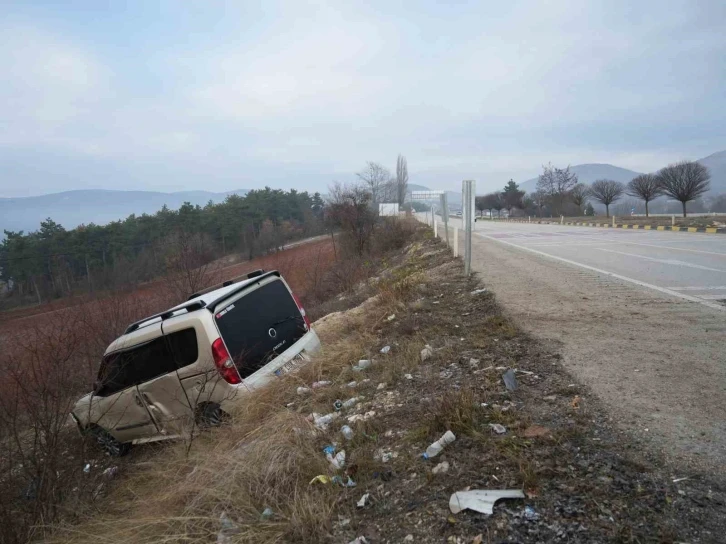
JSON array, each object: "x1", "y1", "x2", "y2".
[
  {"x1": 91, "y1": 426, "x2": 131, "y2": 457},
  {"x1": 196, "y1": 403, "x2": 227, "y2": 427}
]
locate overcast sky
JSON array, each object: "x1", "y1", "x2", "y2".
[{"x1": 1, "y1": 0, "x2": 724, "y2": 197}]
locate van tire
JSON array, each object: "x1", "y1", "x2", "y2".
[
  {"x1": 91, "y1": 426, "x2": 131, "y2": 457},
  {"x1": 196, "y1": 403, "x2": 227, "y2": 427}
]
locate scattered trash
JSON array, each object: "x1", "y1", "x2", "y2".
[
  {"x1": 471, "y1": 288, "x2": 488, "y2": 295},
  {"x1": 312, "y1": 381, "x2": 331, "y2": 389},
  {"x1": 489, "y1": 423, "x2": 507, "y2": 434},
  {"x1": 404, "y1": 373, "x2": 413, "y2": 380},
  {"x1": 672, "y1": 476, "x2": 690, "y2": 483},
  {"x1": 348, "y1": 537, "x2": 369, "y2": 544},
  {"x1": 336, "y1": 517, "x2": 351, "y2": 528},
  {"x1": 217, "y1": 512, "x2": 240, "y2": 544},
  {"x1": 472, "y1": 535, "x2": 483, "y2": 544},
  {"x1": 543, "y1": 395, "x2": 557, "y2": 402},
  {"x1": 432, "y1": 461, "x2": 450, "y2": 474},
  {"x1": 313, "y1": 412, "x2": 340, "y2": 430},
  {"x1": 342, "y1": 397, "x2": 361, "y2": 409},
  {"x1": 469, "y1": 358, "x2": 480, "y2": 367},
  {"x1": 380, "y1": 345, "x2": 391, "y2": 354},
  {"x1": 357, "y1": 493, "x2": 371, "y2": 507},
  {"x1": 348, "y1": 410, "x2": 376, "y2": 423},
  {"x1": 571, "y1": 395, "x2": 581, "y2": 409},
  {"x1": 83, "y1": 463, "x2": 91, "y2": 474},
  {"x1": 375, "y1": 448, "x2": 398, "y2": 462},
  {"x1": 449, "y1": 489, "x2": 525, "y2": 515},
  {"x1": 404, "y1": 535, "x2": 414, "y2": 542},
  {"x1": 102, "y1": 466, "x2": 118, "y2": 479},
  {"x1": 421, "y1": 345, "x2": 433, "y2": 362},
  {"x1": 333, "y1": 400, "x2": 344, "y2": 411},
  {"x1": 502, "y1": 369, "x2": 518, "y2": 391},
  {"x1": 347, "y1": 381, "x2": 358, "y2": 388},
  {"x1": 387, "y1": 314, "x2": 396, "y2": 321},
  {"x1": 261, "y1": 507, "x2": 273, "y2": 520},
  {"x1": 522, "y1": 425, "x2": 550, "y2": 438},
  {"x1": 332, "y1": 475, "x2": 357, "y2": 487},
  {"x1": 423, "y1": 430, "x2": 456, "y2": 459},
  {"x1": 310, "y1": 475, "x2": 332, "y2": 484},
  {"x1": 341, "y1": 425, "x2": 354, "y2": 441},
  {"x1": 323, "y1": 445, "x2": 346, "y2": 470},
  {"x1": 296, "y1": 386, "x2": 311, "y2": 395},
  {"x1": 524, "y1": 505, "x2": 539, "y2": 520},
  {"x1": 353, "y1": 360, "x2": 372, "y2": 371},
  {"x1": 377, "y1": 382, "x2": 386, "y2": 390}
]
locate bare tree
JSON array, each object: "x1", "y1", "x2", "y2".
[
  {"x1": 164, "y1": 231, "x2": 217, "y2": 300},
  {"x1": 530, "y1": 190, "x2": 547, "y2": 217},
  {"x1": 626, "y1": 174, "x2": 663, "y2": 217},
  {"x1": 536, "y1": 163, "x2": 578, "y2": 215},
  {"x1": 356, "y1": 162, "x2": 391, "y2": 208},
  {"x1": 326, "y1": 181, "x2": 376, "y2": 255},
  {"x1": 656, "y1": 161, "x2": 711, "y2": 217},
  {"x1": 395, "y1": 155, "x2": 409, "y2": 206},
  {"x1": 569, "y1": 183, "x2": 589, "y2": 213},
  {"x1": 475, "y1": 196, "x2": 487, "y2": 217},
  {"x1": 589, "y1": 179, "x2": 624, "y2": 218}
]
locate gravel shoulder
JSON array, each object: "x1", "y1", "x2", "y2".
[{"x1": 468, "y1": 232, "x2": 726, "y2": 474}]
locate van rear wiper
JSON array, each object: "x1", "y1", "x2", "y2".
[{"x1": 271, "y1": 315, "x2": 302, "y2": 327}]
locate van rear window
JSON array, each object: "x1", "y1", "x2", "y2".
[{"x1": 214, "y1": 279, "x2": 306, "y2": 378}]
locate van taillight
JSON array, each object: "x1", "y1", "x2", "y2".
[
  {"x1": 211, "y1": 338, "x2": 242, "y2": 384},
  {"x1": 292, "y1": 293, "x2": 311, "y2": 330}
]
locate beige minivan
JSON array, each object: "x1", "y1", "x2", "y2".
[{"x1": 70, "y1": 270, "x2": 320, "y2": 456}]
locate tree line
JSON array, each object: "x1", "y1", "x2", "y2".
[
  {"x1": 0, "y1": 188, "x2": 326, "y2": 305},
  {"x1": 475, "y1": 160, "x2": 713, "y2": 220}
]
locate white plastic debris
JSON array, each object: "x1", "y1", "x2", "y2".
[
  {"x1": 502, "y1": 369, "x2": 518, "y2": 391},
  {"x1": 341, "y1": 425, "x2": 354, "y2": 441},
  {"x1": 328, "y1": 450, "x2": 346, "y2": 470},
  {"x1": 404, "y1": 373, "x2": 413, "y2": 380},
  {"x1": 347, "y1": 381, "x2": 358, "y2": 388},
  {"x1": 356, "y1": 493, "x2": 371, "y2": 507},
  {"x1": 296, "y1": 386, "x2": 311, "y2": 395},
  {"x1": 312, "y1": 381, "x2": 331, "y2": 389},
  {"x1": 471, "y1": 288, "x2": 488, "y2": 295},
  {"x1": 387, "y1": 314, "x2": 396, "y2": 321},
  {"x1": 423, "y1": 430, "x2": 456, "y2": 459},
  {"x1": 489, "y1": 423, "x2": 507, "y2": 434},
  {"x1": 421, "y1": 345, "x2": 433, "y2": 362},
  {"x1": 380, "y1": 345, "x2": 391, "y2": 354},
  {"x1": 217, "y1": 512, "x2": 240, "y2": 543},
  {"x1": 313, "y1": 412, "x2": 340, "y2": 430},
  {"x1": 432, "y1": 461, "x2": 450, "y2": 474},
  {"x1": 83, "y1": 463, "x2": 91, "y2": 474},
  {"x1": 353, "y1": 360, "x2": 372, "y2": 371},
  {"x1": 449, "y1": 489, "x2": 525, "y2": 515},
  {"x1": 377, "y1": 382, "x2": 386, "y2": 390},
  {"x1": 348, "y1": 537, "x2": 369, "y2": 544},
  {"x1": 102, "y1": 466, "x2": 118, "y2": 479}
]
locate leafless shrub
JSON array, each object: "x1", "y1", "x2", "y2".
[
  {"x1": 536, "y1": 163, "x2": 579, "y2": 215},
  {"x1": 163, "y1": 231, "x2": 219, "y2": 300}
]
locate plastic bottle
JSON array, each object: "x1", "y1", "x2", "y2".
[
  {"x1": 341, "y1": 425, "x2": 354, "y2": 440},
  {"x1": 423, "y1": 430, "x2": 456, "y2": 459},
  {"x1": 341, "y1": 397, "x2": 360, "y2": 409},
  {"x1": 313, "y1": 412, "x2": 340, "y2": 430}
]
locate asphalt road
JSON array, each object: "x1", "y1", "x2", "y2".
[
  {"x1": 445, "y1": 216, "x2": 726, "y2": 311},
  {"x1": 424, "y1": 213, "x2": 726, "y2": 473}
]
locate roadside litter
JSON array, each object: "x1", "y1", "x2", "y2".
[
  {"x1": 502, "y1": 369, "x2": 518, "y2": 391},
  {"x1": 312, "y1": 380, "x2": 331, "y2": 389},
  {"x1": 313, "y1": 412, "x2": 340, "y2": 430},
  {"x1": 449, "y1": 489, "x2": 525, "y2": 515},
  {"x1": 348, "y1": 537, "x2": 369, "y2": 544},
  {"x1": 387, "y1": 314, "x2": 396, "y2": 321},
  {"x1": 404, "y1": 373, "x2": 413, "y2": 380},
  {"x1": 524, "y1": 505, "x2": 539, "y2": 520},
  {"x1": 471, "y1": 288, "x2": 488, "y2": 295},
  {"x1": 380, "y1": 345, "x2": 391, "y2": 354},
  {"x1": 261, "y1": 507, "x2": 273, "y2": 520},
  {"x1": 489, "y1": 423, "x2": 507, "y2": 434},
  {"x1": 357, "y1": 493, "x2": 371, "y2": 507},
  {"x1": 377, "y1": 382, "x2": 386, "y2": 390},
  {"x1": 309, "y1": 474, "x2": 356, "y2": 487},
  {"x1": 83, "y1": 463, "x2": 91, "y2": 474},
  {"x1": 353, "y1": 359, "x2": 372, "y2": 371},
  {"x1": 347, "y1": 381, "x2": 358, "y2": 388},
  {"x1": 323, "y1": 445, "x2": 346, "y2": 470},
  {"x1": 421, "y1": 345, "x2": 433, "y2": 362},
  {"x1": 102, "y1": 466, "x2": 118, "y2": 479},
  {"x1": 341, "y1": 425, "x2": 354, "y2": 440},
  {"x1": 216, "y1": 512, "x2": 240, "y2": 544},
  {"x1": 296, "y1": 386, "x2": 311, "y2": 395},
  {"x1": 422, "y1": 430, "x2": 456, "y2": 459}
]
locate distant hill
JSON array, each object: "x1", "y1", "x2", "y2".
[
  {"x1": 698, "y1": 150, "x2": 726, "y2": 194},
  {"x1": 519, "y1": 164, "x2": 642, "y2": 193},
  {"x1": 0, "y1": 188, "x2": 248, "y2": 235}
]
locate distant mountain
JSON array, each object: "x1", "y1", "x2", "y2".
[
  {"x1": 0, "y1": 188, "x2": 248, "y2": 235},
  {"x1": 698, "y1": 150, "x2": 726, "y2": 194},
  {"x1": 519, "y1": 164, "x2": 642, "y2": 193}
]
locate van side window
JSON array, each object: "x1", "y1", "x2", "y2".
[
  {"x1": 166, "y1": 328, "x2": 198, "y2": 367},
  {"x1": 96, "y1": 337, "x2": 177, "y2": 395}
]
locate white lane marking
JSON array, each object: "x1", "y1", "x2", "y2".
[
  {"x1": 608, "y1": 239, "x2": 726, "y2": 256},
  {"x1": 597, "y1": 248, "x2": 726, "y2": 272},
  {"x1": 668, "y1": 286, "x2": 726, "y2": 291},
  {"x1": 476, "y1": 232, "x2": 726, "y2": 313}
]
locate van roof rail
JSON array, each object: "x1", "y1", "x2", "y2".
[{"x1": 124, "y1": 300, "x2": 206, "y2": 334}]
